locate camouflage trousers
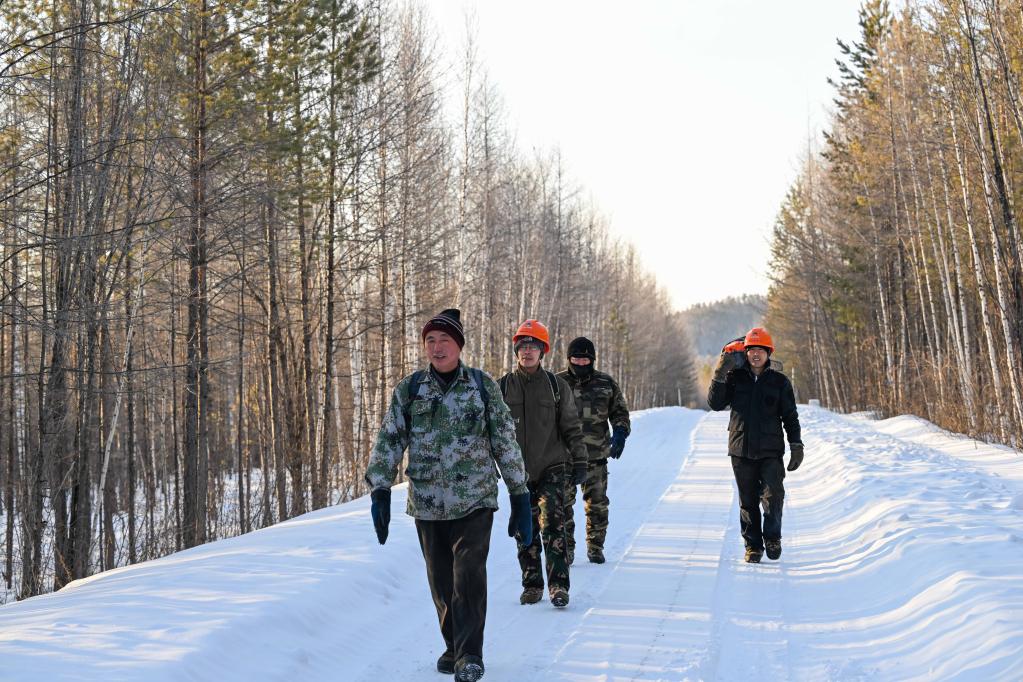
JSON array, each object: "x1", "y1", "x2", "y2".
[
  {"x1": 565, "y1": 460, "x2": 610, "y2": 554},
  {"x1": 518, "y1": 464, "x2": 570, "y2": 594}
]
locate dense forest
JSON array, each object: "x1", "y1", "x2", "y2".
[
  {"x1": 0, "y1": 0, "x2": 695, "y2": 600},
  {"x1": 768, "y1": 0, "x2": 1023, "y2": 447}
]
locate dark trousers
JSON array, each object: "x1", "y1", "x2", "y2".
[
  {"x1": 730, "y1": 456, "x2": 785, "y2": 551},
  {"x1": 415, "y1": 508, "x2": 494, "y2": 663},
  {"x1": 518, "y1": 464, "x2": 570, "y2": 594}
]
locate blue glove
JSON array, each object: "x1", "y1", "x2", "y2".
[
  {"x1": 609, "y1": 426, "x2": 628, "y2": 459},
  {"x1": 370, "y1": 489, "x2": 391, "y2": 544},
  {"x1": 507, "y1": 492, "x2": 533, "y2": 546}
]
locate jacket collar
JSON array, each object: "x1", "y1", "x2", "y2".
[{"x1": 515, "y1": 364, "x2": 544, "y2": 381}]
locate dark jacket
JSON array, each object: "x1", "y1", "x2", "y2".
[
  {"x1": 499, "y1": 366, "x2": 588, "y2": 483},
  {"x1": 707, "y1": 363, "x2": 800, "y2": 459},
  {"x1": 557, "y1": 368, "x2": 631, "y2": 461}
]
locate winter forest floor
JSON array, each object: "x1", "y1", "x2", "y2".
[{"x1": 1, "y1": 406, "x2": 1021, "y2": 681}]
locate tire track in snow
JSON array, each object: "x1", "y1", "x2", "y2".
[
  {"x1": 487, "y1": 407, "x2": 707, "y2": 680},
  {"x1": 698, "y1": 411, "x2": 791, "y2": 682},
  {"x1": 545, "y1": 409, "x2": 734, "y2": 680}
]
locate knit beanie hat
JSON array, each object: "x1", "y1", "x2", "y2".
[
  {"x1": 421, "y1": 308, "x2": 465, "y2": 348},
  {"x1": 567, "y1": 336, "x2": 596, "y2": 361}
]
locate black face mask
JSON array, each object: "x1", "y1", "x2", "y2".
[{"x1": 569, "y1": 362, "x2": 594, "y2": 379}]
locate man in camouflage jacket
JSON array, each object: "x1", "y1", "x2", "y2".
[
  {"x1": 557, "y1": 337, "x2": 631, "y2": 565},
  {"x1": 365, "y1": 308, "x2": 531, "y2": 681}
]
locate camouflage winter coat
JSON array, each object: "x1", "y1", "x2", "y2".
[
  {"x1": 558, "y1": 368, "x2": 631, "y2": 461},
  {"x1": 365, "y1": 362, "x2": 529, "y2": 521}
]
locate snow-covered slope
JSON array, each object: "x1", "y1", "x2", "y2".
[{"x1": 1, "y1": 406, "x2": 1021, "y2": 681}]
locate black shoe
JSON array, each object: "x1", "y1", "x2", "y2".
[
  {"x1": 454, "y1": 655, "x2": 485, "y2": 681},
  {"x1": 437, "y1": 650, "x2": 455, "y2": 674},
  {"x1": 744, "y1": 547, "x2": 763, "y2": 563},
  {"x1": 587, "y1": 546, "x2": 605, "y2": 564},
  {"x1": 765, "y1": 540, "x2": 782, "y2": 560},
  {"x1": 519, "y1": 586, "x2": 543, "y2": 605},
  {"x1": 550, "y1": 589, "x2": 569, "y2": 608}
]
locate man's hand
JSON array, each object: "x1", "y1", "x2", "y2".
[
  {"x1": 787, "y1": 443, "x2": 804, "y2": 472},
  {"x1": 712, "y1": 352, "x2": 740, "y2": 383},
  {"x1": 370, "y1": 488, "x2": 391, "y2": 544},
  {"x1": 508, "y1": 492, "x2": 534, "y2": 547},
  {"x1": 609, "y1": 426, "x2": 628, "y2": 459},
  {"x1": 572, "y1": 461, "x2": 588, "y2": 485}
]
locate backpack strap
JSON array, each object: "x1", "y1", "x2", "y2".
[
  {"x1": 544, "y1": 369, "x2": 560, "y2": 406},
  {"x1": 401, "y1": 369, "x2": 427, "y2": 427},
  {"x1": 545, "y1": 369, "x2": 562, "y2": 438},
  {"x1": 470, "y1": 367, "x2": 497, "y2": 478},
  {"x1": 469, "y1": 367, "x2": 490, "y2": 412}
]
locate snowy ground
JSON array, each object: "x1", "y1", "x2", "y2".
[{"x1": 1, "y1": 405, "x2": 1021, "y2": 681}]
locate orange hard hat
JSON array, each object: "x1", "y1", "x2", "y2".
[
  {"x1": 722, "y1": 336, "x2": 745, "y2": 354},
  {"x1": 743, "y1": 327, "x2": 774, "y2": 354},
  {"x1": 513, "y1": 319, "x2": 551, "y2": 354}
]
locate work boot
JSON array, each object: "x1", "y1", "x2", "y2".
[
  {"x1": 519, "y1": 586, "x2": 543, "y2": 605},
  {"x1": 587, "y1": 546, "x2": 605, "y2": 564},
  {"x1": 454, "y1": 654, "x2": 485, "y2": 681},
  {"x1": 437, "y1": 650, "x2": 455, "y2": 674},
  {"x1": 744, "y1": 547, "x2": 763, "y2": 563},
  {"x1": 550, "y1": 588, "x2": 569, "y2": 608},
  {"x1": 765, "y1": 540, "x2": 782, "y2": 560}
]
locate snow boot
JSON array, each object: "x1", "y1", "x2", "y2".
[
  {"x1": 520, "y1": 586, "x2": 543, "y2": 605},
  {"x1": 765, "y1": 540, "x2": 782, "y2": 560},
  {"x1": 744, "y1": 547, "x2": 763, "y2": 563},
  {"x1": 587, "y1": 546, "x2": 605, "y2": 564},
  {"x1": 550, "y1": 588, "x2": 569, "y2": 608},
  {"x1": 437, "y1": 650, "x2": 455, "y2": 674},
  {"x1": 454, "y1": 655, "x2": 484, "y2": 681}
]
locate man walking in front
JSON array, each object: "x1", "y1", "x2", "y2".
[
  {"x1": 707, "y1": 327, "x2": 803, "y2": 563},
  {"x1": 365, "y1": 308, "x2": 533, "y2": 681},
  {"x1": 558, "y1": 336, "x2": 631, "y2": 565},
  {"x1": 499, "y1": 319, "x2": 588, "y2": 608}
]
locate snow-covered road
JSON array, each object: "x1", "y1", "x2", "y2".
[{"x1": 1, "y1": 406, "x2": 1021, "y2": 680}]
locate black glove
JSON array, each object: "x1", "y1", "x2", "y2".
[
  {"x1": 712, "y1": 352, "x2": 741, "y2": 383},
  {"x1": 370, "y1": 488, "x2": 391, "y2": 544},
  {"x1": 507, "y1": 492, "x2": 533, "y2": 546},
  {"x1": 787, "y1": 443, "x2": 804, "y2": 472},
  {"x1": 609, "y1": 426, "x2": 627, "y2": 459},
  {"x1": 571, "y1": 461, "x2": 588, "y2": 485}
]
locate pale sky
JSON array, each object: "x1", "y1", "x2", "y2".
[{"x1": 424, "y1": 1, "x2": 864, "y2": 309}]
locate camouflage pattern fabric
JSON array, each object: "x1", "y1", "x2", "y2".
[
  {"x1": 557, "y1": 369, "x2": 631, "y2": 461},
  {"x1": 565, "y1": 460, "x2": 609, "y2": 554},
  {"x1": 365, "y1": 362, "x2": 528, "y2": 521},
  {"x1": 517, "y1": 464, "x2": 570, "y2": 595}
]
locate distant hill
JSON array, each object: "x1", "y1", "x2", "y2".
[
  {"x1": 680, "y1": 294, "x2": 767, "y2": 407},
  {"x1": 679, "y1": 294, "x2": 766, "y2": 357}
]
